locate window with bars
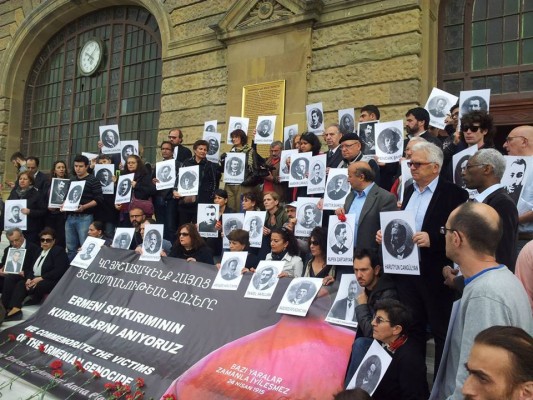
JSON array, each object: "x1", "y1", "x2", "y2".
[
  {"x1": 439, "y1": 0, "x2": 533, "y2": 97},
  {"x1": 22, "y1": 6, "x2": 162, "y2": 171}
]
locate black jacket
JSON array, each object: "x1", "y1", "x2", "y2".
[
  {"x1": 25, "y1": 245, "x2": 69, "y2": 282},
  {"x1": 178, "y1": 157, "x2": 220, "y2": 205}
]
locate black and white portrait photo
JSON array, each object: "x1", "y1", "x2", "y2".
[
  {"x1": 178, "y1": 165, "x2": 200, "y2": 196},
  {"x1": 102, "y1": 128, "x2": 119, "y2": 148},
  {"x1": 255, "y1": 116, "x2": 276, "y2": 144},
  {"x1": 284, "y1": 125, "x2": 298, "y2": 150},
  {"x1": 288, "y1": 280, "x2": 316, "y2": 305},
  {"x1": 114, "y1": 174, "x2": 133, "y2": 205},
  {"x1": 222, "y1": 213, "x2": 245, "y2": 249},
  {"x1": 309, "y1": 162, "x2": 324, "y2": 185},
  {"x1": 198, "y1": 204, "x2": 219, "y2": 237},
  {"x1": 307, "y1": 107, "x2": 323, "y2": 131},
  {"x1": 80, "y1": 242, "x2": 97, "y2": 261},
  {"x1": 454, "y1": 155, "x2": 470, "y2": 189},
  {"x1": 113, "y1": 232, "x2": 132, "y2": 249},
  {"x1": 327, "y1": 276, "x2": 360, "y2": 323},
  {"x1": 94, "y1": 164, "x2": 115, "y2": 194},
  {"x1": 144, "y1": 229, "x2": 162, "y2": 254},
  {"x1": 5, "y1": 200, "x2": 26, "y2": 229},
  {"x1": 99, "y1": 124, "x2": 121, "y2": 154},
  {"x1": 118, "y1": 178, "x2": 132, "y2": 197},
  {"x1": 68, "y1": 185, "x2": 83, "y2": 203},
  {"x1": 252, "y1": 266, "x2": 276, "y2": 291},
  {"x1": 204, "y1": 119, "x2": 217, "y2": 133},
  {"x1": 290, "y1": 157, "x2": 309, "y2": 180},
  {"x1": 212, "y1": 251, "x2": 247, "y2": 290},
  {"x1": 180, "y1": 172, "x2": 196, "y2": 190},
  {"x1": 223, "y1": 217, "x2": 243, "y2": 235},
  {"x1": 61, "y1": 181, "x2": 86, "y2": 211},
  {"x1": 5, "y1": 248, "x2": 26, "y2": 274},
  {"x1": 299, "y1": 203, "x2": 321, "y2": 229},
  {"x1": 96, "y1": 168, "x2": 113, "y2": 187},
  {"x1": 327, "y1": 175, "x2": 349, "y2": 200},
  {"x1": 207, "y1": 137, "x2": 219, "y2": 156},
  {"x1": 158, "y1": 165, "x2": 173, "y2": 183},
  {"x1": 459, "y1": 89, "x2": 490, "y2": 119},
  {"x1": 227, "y1": 116, "x2": 249, "y2": 142},
  {"x1": 330, "y1": 222, "x2": 350, "y2": 255},
  {"x1": 428, "y1": 96, "x2": 448, "y2": 118},
  {"x1": 358, "y1": 122, "x2": 377, "y2": 155},
  {"x1": 257, "y1": 117, "x2": 273, "y2": 138},
  {"x1": 121, "y1": 141, "x2": 138, "y2": 164},
  {"x1": 221, "y1": 258, "x2": 240, "y2": 281},
  {"x1": 383, "y1": 219, "x2": 415, "y2": 260},
  {"x1": 49, "y1": 178, "x2": 70, "y2": 207},
  {"x1": 503, "y1": 157, "x2": 527, "y2": 204},
  {"x1": 226, "y1": 156, "x2": 244, "y2": 177},
  {"x1": 377, "y1": 128, "x2": 401, "y2": 155},
  {"x1": 339, "y1": 109, "x2": 355, "y2": 134},
  {"x1": 243, "y1": 211, "x2": 266, "y2": 248},
  {"x1": 245, "y1": 261, "x2": 283, "y2": 299},
  {"x1": 155, "y1": 159, "x2": 175, "y2": 190},
  {"x1": 276, "y1": 277, "x2": 323, "y2": 316},
  {"x1": 355, "y1": 355, "x2": 382, "y2": 394},
  {"x1": 247, "y1": 216, "x2": 263, "y2": 239}
]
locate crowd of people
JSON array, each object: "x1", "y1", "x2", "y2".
[{"x1": 0, "y1": 105, "x2": 532, "y2": 399}]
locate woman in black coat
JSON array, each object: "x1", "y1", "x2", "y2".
[{"x1": 169, "y1": 223, "x2": 214, "y2": 265}]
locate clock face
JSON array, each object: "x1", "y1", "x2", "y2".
[{"x1": 78, "y1": 39, "x2": 103, "y2": 76}]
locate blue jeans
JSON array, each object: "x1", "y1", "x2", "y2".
[
  {"x1": 66, "y1": 214, "x2": 93, "y2": 261},
  {"x1": 344, "y1": 336, "x2": 373, "y2": 388}
]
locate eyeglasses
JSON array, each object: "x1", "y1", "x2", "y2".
[
  {"x1": 505, "y1": 136, "x2": 527, "y2": 143},
  {"x1": 372, "y1": 315, "x2": 390, "y2": 324},
  {"x1": 310, "y1": 240, "x2": 319, "y2": 246},
  {"x1": 340, "y1": 143, "x2": 358, "y2": 149},
  {"x1": 407, "y1": 161, "x2": 433, "y2": 169},
  {"x1": 461, "y1": 125, "x2": 481, "y2": 133},
  {"x1": 439, "y1": 226, "x2": 456, "y2": 235},
  {"x1": 179, "y1": 232, "x2": 190, "y2": 237},
  {"x1": 462, "y1": 163, "x2": 487, "y2": 171},
  {"x1": 40, "y1": 238, "x2": 54, "y2": 243}
]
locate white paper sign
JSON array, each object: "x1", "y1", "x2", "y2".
[
  {"x1": 139, "y1": 224, "x2": 164, "y2": 262},
  {"x1": 155, "y1": 159, "x2": 176, "y2": 190},
  {"x1": 255, "y1": 115, "x2": 276, "y2": 144},
  {"x1": 224, "y1": 153, "x2": 246, "y2": 185},
  {"x1": 71, "y1": 237, "x2": 106, "y2": 269},
  {"x1": 425, "y1": 88, "x2": 458, "y2": 129},
  {"x1": 307, "y1": 154, "x2": 327, "y2": 194},
  {"x1": 358, "y1": 121, "x2": 379, "y2": 156},
  {"x1": 289, "y1": 151, "x2": 312, "y2": 188},
  {"x1": 244, "y1": 261, "x2": 283, "y2": 300},
  {"x1": 380, "y1": 210, "x2": 420, "y2": 275},
  {"x1": 212, "y1": 251, "x2": 247, "y2": 290},
  {"x1": 227, "y1": 116, "x2": 249, "y2": 143},
  {"x1": 503, "y1": 156, "x2": 533, "y2": 205},
  {"x1": 115, "y1": 173, "x2": 134, "y2": 205},
  {"x1": 283, "y1": 124, "x2": 298, "y2": 150},
  {"x1": 4, "y1": 248, "x2": 26, "y2": 274},
  {"x1": 243, "y1": 210, "x2": 266, "y2": 248},
  {"x1": 295, "y1": 197, "x2": 322, "y2": 237},
  {"x1": 277, "y1": 278, "x2": 322, "y2": 317},
  {"x1": 62, "y1": 181, "x2": 86, "y2": 211},
  {"x1": 204, "y1": 131, "x2": 221, "y2": 163},
  {"x1": 306, "y1": 102, "x2": 325, "y2": 134},
  {"x1": 222, "y1": 213, "x2": 245, "y2": 249},
  {"x1": 375, "y1": 120, "x2": 404, "y2": 163},
  {"x1": 338, "y1": 108, "x2": 356, "y2": 134},
  {"x1": 120, "y1": 140, "x2": 139, "y2": 165},
  {"x1": 452, "y1": 145, "x2": 478, "y2": 189},
  {"x1": 204, "y1": 120, "x2": 217, "y2": 133},
  {"x1": 326, "y1": 274, "x2": 362, "y2": 328},
  {"x1": 112, "y1": 227, "x2": 135, "y2": 249},
  {"x1": 178, "y1": 165, "x2": 199, "y2": 196},
  {"x1": 99, "y1": 124, "x2": 121, "y2": 154},
  {"x1": 198, "y1": 203, "x2": 220, "y2": 238},
  {"x1": 327, "y1": 214, "x2": 356, "y2": 265},
  {"x1": 48, "y1": 178, "x2": 70, "y2": 208},
  {"x1": 346, "y1": 340, "x2": 393, "y2": 394},
  {"x1": 94, "y1": 165, "x2": 115, "y2": 195},
  {"x1": 322, "y1": 168, "x2": 349, "y2": 210},
  {"x1": 459, "y1": 89, "x2": 491, "y2": 119},
  {"x1": 279, "y1": 149, "x2": 298, "y2": 182}
]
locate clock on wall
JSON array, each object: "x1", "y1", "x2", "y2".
[{"x1": 78, "y1": 38, "x2": 104, "y2": 76}]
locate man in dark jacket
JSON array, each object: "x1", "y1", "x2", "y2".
[{"x1": 343, "y1": 249, "x2": 398, "y2": 387}]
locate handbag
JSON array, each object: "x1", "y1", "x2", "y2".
[
  {"x1": 242, "y1": 151, "x2": 270, "y2": 187},
  {"x1": 129, "y1": 193, "x2": 154, "y2": 217}
]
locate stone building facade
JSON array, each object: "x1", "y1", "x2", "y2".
[{"x1": 0, "y1": 0, "x2": 531, "y2": 179}]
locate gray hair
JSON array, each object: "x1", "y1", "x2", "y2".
[
  {"x1": 473, "y1": 148, "x2": 506, "y2": 180},
  {"x1": 411, "y1": 142, "x2": 443, "y2": 169},
  {"x1": 408, "y1": 136, "x2": 427, "y2": 145},
  {"x1": 5, "y1": 228, "x2": 23, "y2": 237},
  {"x1": 270, "y1": 141, "x2": 283, "y2": 149}
]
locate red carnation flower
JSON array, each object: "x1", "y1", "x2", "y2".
[
  {"x1": 104, "y1": 382, "x2": 116, "y2": 391},
  {"x1": 338, "y1": 213, "x2": 347, "y2": 222},
  {"x1": 126, "y1": 396, "x2": 134, "y2": 400},
  {"x1": 135, "y1": 377, "x2": 145, "y2": 388},
  {"x1": 162, "y1": 395, "x2": 176, "y2": 400},
  {"x1": 24, "y1": 332, "x2": 33, "y2": 339},
  {"x1": 123, "y1": 384, "x2": 131, "y2": 394},
  {"x1": 113, "y1": 390, "x2": 123, "y2": 398},
  {"x1": 92, "y1": 371, "x2": 101, "y2": 379},
  {"x1": 50, "y1": 360, "x2": 63, "y2": 370},
  {"x1": 74, "y1": 360, "x2": 85, "y2": 372},
  {"x1": 133, "y1": 390, "x2": 144, "y2": 399},
  {"x1": 53, "y1": 369, "x2": 64, "y2": 378},
  {"x1": 38, "y1": 344, "x2": 46, "y2": 353},
  {"x1": 8, "y1": 334, "x2": 16, "y2": 342}
]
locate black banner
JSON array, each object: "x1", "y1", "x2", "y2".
[{"x1": 0, "y1": 247, "x2": 355, "y2": 399}]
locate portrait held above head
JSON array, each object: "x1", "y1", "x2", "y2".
[
  {"x1": 461, "y1": 96, "x2": 488, "y2": 114},
  {"x1": 377, "y1": 128, "x2": 401, "y2": 154},
  {"x1": 308, "y1": 108, "x2": 323, "y2": 130},
  {"x1": 291, "y1": 157, "x2": 309, "y2": 180},
  {"x1": 121, "y1": 144, "x2": 136, "y2": 161},
  {"x1": 102, "y1": 129, "x2": 119, "y2": 148},
  {"x1": 257, "y1": 119, "x2": 272, "y2": 137},
  {"x1": 207, "y1": 137, "x2": 219, "y2": 155},
  {"x1": 428, "y1": 97, "x2": 448, "y2": 118},
  {"x1": 340, "y1": 113, "x2": 355, "y2": 134}
]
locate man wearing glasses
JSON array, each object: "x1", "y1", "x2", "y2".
[
  {"x1": 378, "y1": 141, "x2": 468, "y2": 379},
  {"x1": 339, "y1": 133, "x2": 380, "y2": 183},
  {"x1": 168, "y1": 128, "x2": 192, "y2": 164},
  {"x1": 503, "y1": 125, "x2": 533, "y2": 251}
]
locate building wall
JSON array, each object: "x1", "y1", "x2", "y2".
[{"x1": 0, "y1": 0, "x2": 437, "y2": 180}]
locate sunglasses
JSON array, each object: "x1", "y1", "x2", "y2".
[
  {"x1": 40, "y1": 238, "x2": 54, "y2": 243},
  {"x1": 179, "y1": 232, "x2": 190, "y2": 237},
  {"x1": 310, "y1": 240, "x2": 319, "y2": 246},
  {"x1": 372, "y1": 315, "x2": 390, "y2": 324},
  {"x1": 461, "y1": 125, "x2": 481, "y2": 132},
  {"x1": 407, "y1": 161, "x2": 433, "y2": 169}
]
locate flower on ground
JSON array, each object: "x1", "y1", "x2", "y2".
[{"x1": 49, "y1": 360, "x2": 63, "y2": 370}]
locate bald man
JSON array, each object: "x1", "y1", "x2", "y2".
[
  {"x1": 503, "y1": 125, "x2": 533, "y2": 250},
  {"x1": 431, "y1": 202, "x2": 533, "y2": 399}
]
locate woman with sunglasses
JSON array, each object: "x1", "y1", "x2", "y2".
[
  {"x1": 169, "y1": 223, "x2": 214, "y2": 264},
  {"x1": 303, "y1": 227, "x2": 335, "y2": 280},
  {"x1": 265, "y1": 227, "x2": 303, "y2": 278},
  {"x1": 3, "y1": 227, "x2": 69, "y2": 321}
]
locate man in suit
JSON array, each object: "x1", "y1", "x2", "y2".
[
  {"x1": 291, "y1": 158, "x2": 307, "y2": 180},
  {"x1": 290, "y1": 282, "x2": 312, "y2": 305},
  {"x1": 329, "y1": 176, "x2": 348, "y2": 200},
  {"x1": 337, "y1": 162, "x2": 396, "y2": 255},
  {"x1": 26, "y1": 156, "x2": 49, "y2": 192},
  {"x1": 329, "y1": 279, "x2": 358, "y2": 320},
  {"x1": 379, "y1": 141, "x2": 468, "y2": 378},
  {"x1": 227, "y1": 158, "x2": 242, "y2": 177},
  {"x1": 254, "y1": 267, "x2": 275, "y2": 290},
  {"x1": 331, "y1": 223, "x2": 349, "y2": 254},
  {"x1": 8, "y1": 205, "x2": 22, "y2": 224},
  {"x1": 102, "y1": 129, "x2": 119, "y2": 148},
  {"x1": 80, "y1": 243, "x2": 96, "y2": 260},
  {"x1": 339, "y1": 133, "x2": 380, "y2": 185},
  {"x1": 5, "y1": 250, "x2": 23, "y2": 273},
  {"x1": 300, "y1": 205, "x2": 318, "y2": 229},
  {"x1": 199, "y1": 205, "x2": 217, "y2": 233},
  {"x1": 429, "y1": 97, "x2": 447, "y2": 118},
  {"x1": 222, "y1": 259, "x2": 239, "y2": 280},
  {"x1": 309, "y1": 164, "x2": 323, "y2": 185},
  {"x1": 284, "y1": 127, "x2": 296, "y2": 150},
  {"x1": 168, "y1": 128, "x2": 192, "y2": 164},
  {"x1": 324, "y1": 124, "x2": 344, "y2": 169},
  {"x1": 144, "y1": 230, "x2": 160, "y2": 254}
]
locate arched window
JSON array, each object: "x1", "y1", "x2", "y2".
[
  {"x1": 439, "y1": 0, "x2": 533, "y2": 125},
  {"x1": 22, "y1": 6, "x2": 162, "y2": 169}
]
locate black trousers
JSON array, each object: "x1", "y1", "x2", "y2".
[{"x1": 2, "y1": 274, "x2": 56, "y2": 309}]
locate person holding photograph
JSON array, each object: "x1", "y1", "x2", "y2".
[
  {"x1": 263, "y1": 141, "x2": 285, "y2": 201},
  {"x1": 221, "y1": 229, "x2": 259, "y2": 272},
  {"x1": 3, "y1": 228, "x2": 69, "y2": 320},
  {"x1": 303, "y1": 227, "x2": 334, "y2": 279},
  {"x1": 206, "y1": 189, "x2": 234, "y2": 261},
  {"x1": 7, "y1": 171, "x2": 47, "y2": 245},
  {"x1": 93, "y1": 155, "x2": 119, "y2": 238},
  {"x1": 265, "y1": 227, "x2": 303, "y2": 278},
  {"x1": 169, "y1": 223, "x2": 214, "y2": 264},
  {"x1": 5, "y1": 250, "x2": 23, "y2": 273},
  {"x1": 289, "y1": 132, "x2": 322, "y2": 201},
  {"x1": 87, "y1": 221, "x2": 112, "y2": 246},
  {"x1": 258, "y1": 192, "x2": 288, "y2": 259}
]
